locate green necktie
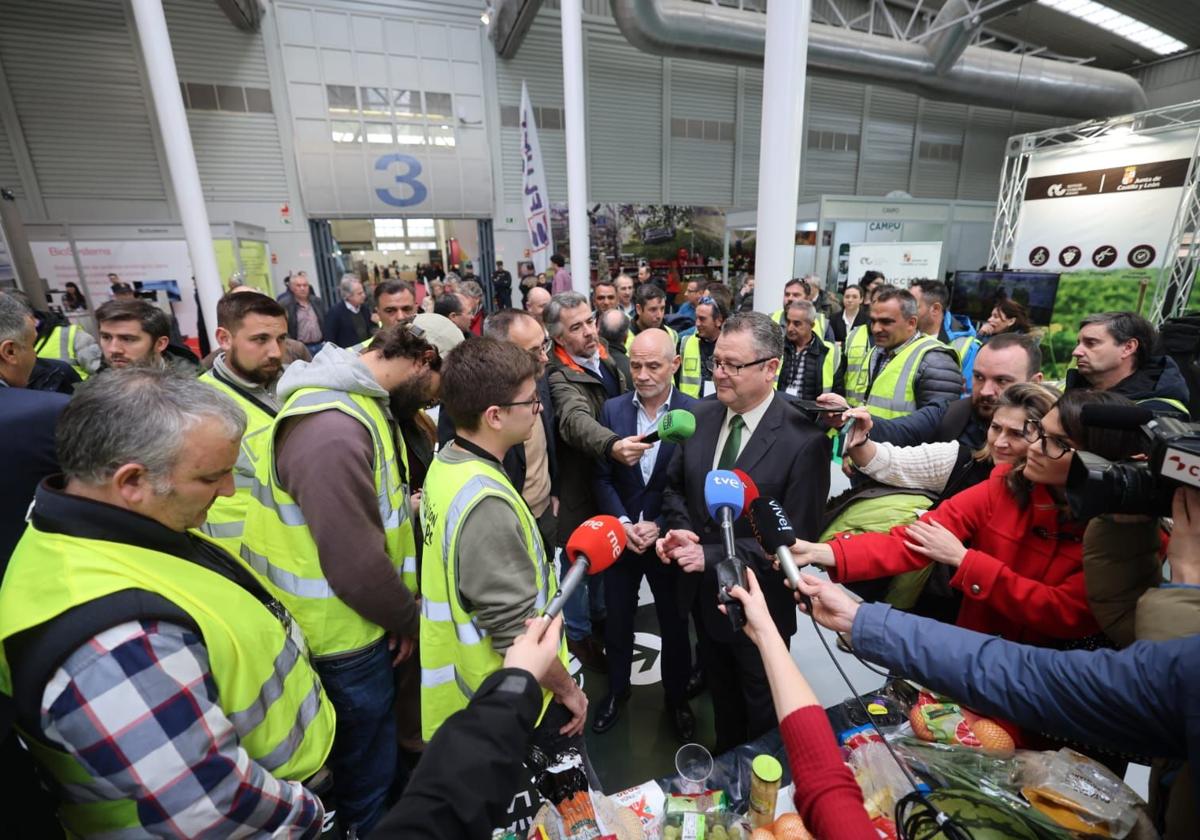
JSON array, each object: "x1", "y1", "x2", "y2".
[{"x1": 718, "y1": 414, "x2": 745, "y2": 470}]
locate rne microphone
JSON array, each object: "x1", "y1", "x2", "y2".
[
  {"x1": 704, "y1": 469, "x2": 748, "y2": 629},
  {"x1": 641, "y1": 409, "x2": 697, "y2": 445},
  {"x1": 732, "y1": 468, "x2": 759, "y2": 509},
  {"x1": 748, "y1": 497, "x2": 813, "y2": 612},
  {"x1": 543, "y1": 515, "x2": 625, "y2": 621}
]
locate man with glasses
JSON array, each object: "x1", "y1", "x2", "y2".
[
  {"x1": 419, "y1": 337, "x2": 588, "y2": 760},
  {"x1": 658, "y1": 311, "x2": 831, "y2": 755},
  {"x1": 240, "y1": 322, "x2": 456, "y2": 835},
  {"x1": 546, "y1": 291, "x2": 640, "y2": 672}
]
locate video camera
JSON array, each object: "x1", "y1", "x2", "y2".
[{"x1": 1065, "y1": 404, "x2": 1200, "y2": 518}]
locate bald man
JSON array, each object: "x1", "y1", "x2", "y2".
[
  {"x1": 525, "y1": 286, "x2": 551, "y2": 324},
  {"x1": 592, "y1": 329, "x2": 698, "y2": 738}
]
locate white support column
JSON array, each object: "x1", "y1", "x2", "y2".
[
  {"x1": 560, "y1": 0, "x2": 590, "y2": 294},
  {"x1": 129, "y1": 0, "x2": 222, "y2": 346},
  {"x1": 753, "y1": 0, "x2": 811, "y2": 316}
]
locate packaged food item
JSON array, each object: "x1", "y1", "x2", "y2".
[
  {"x1": 665, "y1": 789, "x2": 729, "y2": 815},
  {"x1": 662, "y1": 810, "x2": 744, "y2": 840},
  {"x1": 748, "y1": 755, "x2": 782, "y2": 829},
  {"x1": 908, "y1": 694, "x2": 1015, "y2": 753},
  {"x1": 1017, "y1": 748, "x2": 1141, "y2": 838},
  {"x1": 609, "y1": 781, "x2": 665, "y2": 837}
]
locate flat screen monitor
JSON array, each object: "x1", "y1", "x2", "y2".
[
  {"x1": 134, "y1": 279, "x2": 182, "y2": 302},
  {"x1": 949, "y1": 271, "x2": 1059, "y2": 328}
]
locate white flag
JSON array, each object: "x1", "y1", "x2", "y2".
[{"x1": 520, "y1": 82, "x2": 553, "y2": 274}]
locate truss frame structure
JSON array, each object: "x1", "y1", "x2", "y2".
[{"x1": 987, "y1": 100, "x2": 1200, "y2": 324}]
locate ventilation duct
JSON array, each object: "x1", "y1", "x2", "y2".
[{"x1": 609, "y1": 0, "x2": 1147, "y2": 119}]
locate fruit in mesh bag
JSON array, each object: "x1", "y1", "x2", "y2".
[{"x1": 772, "y1": 812, "x2": 814, "y2": 840}]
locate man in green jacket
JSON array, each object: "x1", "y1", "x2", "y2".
[{"x1": 544, "y1": 291, "x2": 642, "y2": 670}]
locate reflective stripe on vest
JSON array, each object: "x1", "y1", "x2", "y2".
[
  {"x1": 240, "y1": 386, "x2": 417, "y2": 657},
  {"x1": 862, "y1": 334, "x2": 947, "y2": 419},
  {"x1": 0, "y1": 526, "x2": 334, "y2": 836},
  {"x1": 418, "y1": 456, "x2": 566, "y2": 740},
  {"x1": 773, "y1": 338, "x2": 840, "y2": 394},
  {"x1": 844, "y1": 325, "x2": 872, "y2": 406},
  {"x1": 36, "y1": 324, "x2": 89, "y2": 379},
  {"x1": 679, "y1": 334, "x2": 703, "y2": 397},
  {"x1": 197, "y1": 370, "x2": 277, "y2": 554}
]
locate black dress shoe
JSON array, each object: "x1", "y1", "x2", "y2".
[
  {"x1": 684, "y1": 666, "x2": 706, "y2": 699},
  {"x1": 671, "y1": 702, "x2": 696, "y2": 741},
  {"x1": 591, "y1": 692, "x2": 629, "y2": 734}
]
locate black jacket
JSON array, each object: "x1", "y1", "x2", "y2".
[
  {"x1": 777, "y1": 338, "x2": 843, "y2": 401},
  {"x1": 373, "y1": 668, "x2": 541, "y2": 838},
  {"x1": 1065, "y1": 355, "x2": 1191, "y2": 418},
  {"x1": 323, "y1": 302, "x2": 374, "y2": 348},
  {"x1": 437, "y1": 376, "x2": 559, "y2": 498},
  {"x1": 283, "y1": 295, "x2": 328, "y2": 342},
  {"x1": 0, "y1": 387, "x2": 69, "y2": 568},
  {"x1": 830, "y1": 309, "x2": 869, "y2": 343}
]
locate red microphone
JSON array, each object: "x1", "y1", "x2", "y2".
[
  {"x1": 543, "y1": 515, "x2": 626, "y2": 620},
  {"x1": 733, "y1": 468, "x2": 759, "y2": 511}
]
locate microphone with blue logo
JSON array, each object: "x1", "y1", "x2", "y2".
[{"x1": 704, "y1": 469, "x2": 749, "y2": 630}]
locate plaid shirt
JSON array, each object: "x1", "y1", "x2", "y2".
[{"x1": 41, "y1": 619, "x2": 323, "y2": 838}]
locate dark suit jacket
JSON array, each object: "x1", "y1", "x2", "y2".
[
  {"x1": 323, "y1": 301, "x2": 375, "y2": 348},
  {"x1": 593, "y1": 389, "x2": 697, "y2": 527},
  {"x1": 661, "y1": 393, "x2": 831, "y2": 643},
  {"x1": 830, "y1": 309, "x2": 870, "y2": 343},
  {"x1": 0, "y1": 387, "x2": 69, "y2": 567},
  {"x1": 437, "y1": 375, "x2": 559, "y2": 498},
  {"x1": 284, "y1": 295, "x2": 328, "y2": 341}
]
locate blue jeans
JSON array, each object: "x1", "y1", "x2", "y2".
[
  {"x1": 315, "y1": 639, "x2": 396, "y2": 836},
  {"x1": 558, "y1": 551, "x2": 607, "y2": 642}
]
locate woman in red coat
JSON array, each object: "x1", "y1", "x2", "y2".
[{"x1": 792, "y1": 389, "x2": 1145, "y2": 646}]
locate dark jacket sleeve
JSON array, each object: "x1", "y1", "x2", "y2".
[
  {"x1": 372, "y1": 668, "x2": 542, "y2": 839},
  {"x1": 868, "y1": 403, "x2": 945, "y2": 447},
  {"x1": 592, "y1": 400, "x2": 629, "y2": 520},
  {"x1": 661, "y1": 443, "x2": 691, "y2": 532},
  {"x1": 852, "y1": 603, "x2": 1199, "y2": 764},
  {"x1": 1082, "y1": 516, "x2": 1163, "y2": 648},
  {"x1": 914, "y1": 348, "x2": 963, "y2": 410}
]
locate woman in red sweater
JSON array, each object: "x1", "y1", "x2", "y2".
[{"x1": 790, "y1": 389, "x2": 1145, "y2": 646}]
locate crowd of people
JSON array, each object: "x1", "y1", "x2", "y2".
[{"x1": 0, "y1": 263, "x2": 1197, "y2": 839}]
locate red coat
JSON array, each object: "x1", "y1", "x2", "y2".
[{"x1": 829, "y1": 464, "x2": 1099, "y2": 646}]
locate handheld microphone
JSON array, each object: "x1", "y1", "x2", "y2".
[
  {"x1": 1080, "y1": 403, "x2": 1155, "y2": 430},
  {"x1": 732, "y1": 469, "x2": 759, "y2": 510},
  {"x1": 704, "y1": 470, "x2": 748, "y2": 629},
  {"x1": 747, "y1": 497, "x2": 811, "y2": 611},
  {"x1": 640, "y1": 409, "x2": 697, "y2": 445},
  {"x1": 543, "y1": 516, "x2": 625, "y2": 621}
]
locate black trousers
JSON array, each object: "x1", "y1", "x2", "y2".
[
  {"x1": 603, "y1": 548, "x2": 691, "y2": 706},
  {"x1": 694, "y1": 605, "x2": 787, "y2": 756}
]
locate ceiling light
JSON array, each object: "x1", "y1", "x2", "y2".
[{"x1": 1038, "y1": 0, "x2": 1186, "y2": 56}]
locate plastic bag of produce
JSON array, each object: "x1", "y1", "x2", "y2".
[{"x1": 1016, "y1": 748, "x2": 1142, "y2": 839}]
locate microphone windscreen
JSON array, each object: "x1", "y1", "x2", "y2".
[
  {"x1": 1080, "y1": 402, "x2": 1154, "y2": 430},
  {"x1": 565, "y1": 515, "x2": 626, "y2": 573},
  {"x1": 704, "y1": 470, "x2": 745, "y2": 521},
  {"x1": 748, "y1": 497, "x2": 795, "y2": 553},
  {"x1": 732, "y1": 468, "x2": 759, "y2": 508},
  {"x1": 658, "y1": 409, "x2": 697, "y2": 444}
]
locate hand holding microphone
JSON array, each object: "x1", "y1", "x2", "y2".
[
  {"x1": 704, "y1": 470, "x2": 749, "y2": 630},
  {"x1": 543, "y1": 516, "x2": 626, "y2": 621},
  {"x1": 640, "y1": 408, "x2": 696, "y2": 445}
]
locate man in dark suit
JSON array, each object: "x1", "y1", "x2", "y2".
[
  {"x1": 0, "y1": 293, "x2": 70, "y2": 567},
  {"x1": 659, "y1": 311, "x2": 831, "y2": 755},
  {"x1": 323, "y1": 275, "x2": 374, "y2": 347},
  {"x1": 592, "y1": 329, "x2": 697, "y2": 738},
  {"x1": 438, "y1": 310, "x2": 560, "y2": 551}
]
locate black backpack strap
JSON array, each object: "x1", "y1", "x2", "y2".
[{"x1": 6, "y1": 590, "x2": 197, "y2": 747}]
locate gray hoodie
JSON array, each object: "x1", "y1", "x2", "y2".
[{"x1": 274, "y1": 344, "x2": 419, "y2": 651}]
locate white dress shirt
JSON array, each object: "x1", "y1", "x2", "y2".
[
  {"x1": 711, "y1": 390, "x2": 774, "y2": 470},
  {"x1": 633, "y1": 388, "x2": 672, "y2": 484}
]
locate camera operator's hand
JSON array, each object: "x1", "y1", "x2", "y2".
[{"x1": 1168, "y1": 487, "x2": 1200, "y2": 585}]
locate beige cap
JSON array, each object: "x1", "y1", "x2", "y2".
[{"x1": 412, "y1": 312, "x2": 465, "y2": 357}]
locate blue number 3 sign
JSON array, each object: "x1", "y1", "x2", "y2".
[{"x1": 374, "y1": 153, "x2": 428, "y2": 207}]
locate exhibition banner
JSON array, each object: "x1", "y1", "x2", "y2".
[
  {"x1": 1011, "y1": 127, "x2": 1198, "y2": 271},
  {"x1": 520, "y1": 81, "x2": 553, "y2": 274},
  {"x1": 846, "y1": 241, "x2": 943, "y2": 284}
]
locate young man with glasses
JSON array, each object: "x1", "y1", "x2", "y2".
[
  {"x1": 658, "y1": 311, "x2": 831, "y2": 755},
  {"x1": 419, "y1": 338, "x2": 588, "y2": 763}
]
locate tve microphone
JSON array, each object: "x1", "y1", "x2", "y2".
[
  {"x1": 641, "y1": 409, "x2": 697, "y2": 445},
  {"x1": 1080, "y1": 403, "x2": 1155, "y2": 430},
  {"x1": 704, "y1": 470, "x2": 748, "y2": 629},
  {"x1": 747, "y1": 497, "x2": 813, "y2": 612},
  {"x1": 732, "y1": 469, "x2": 759, "y2": 509},
  {"x1": 543, "y1": 515, "x2": 625, "y2": 620}
]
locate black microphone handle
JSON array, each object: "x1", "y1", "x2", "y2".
[
  {"x1": 543, "y1": 557, "x2": 590, "y2": 620},
  {"x1": 716, "y1": 506, "x2": 747, "y2": 629},
  {"x1": 640, "y1": 428, "x2": 661, "y2": 445}
]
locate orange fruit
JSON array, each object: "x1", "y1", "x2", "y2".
[
  {"x1": 772, "y1": 812, "x2": 814, "y2": 840},
  {"x1": 750, "y1": 828, "x2": 777, "y2": 840}
]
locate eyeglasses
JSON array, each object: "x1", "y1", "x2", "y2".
[
  {"x1": 497, "y1": 393, "x2": 543, "y2": 413},
  {"x1": 1021, "y1": 419, "x2": 1073, "y2": 460},
  {"x1": 705, "y1": 355, "x2": 776, "y2": 376}
]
